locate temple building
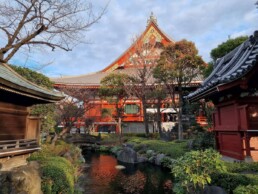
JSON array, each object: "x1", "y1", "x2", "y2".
[
  {"x1": 187, "y1": 31, "x2": 258, "y2": 161},
  {"x1": 52, "y1": 14, "x2": 203, "y2": 133},
  {"x1": 0, "y1": 63, "x2": 63, "y2": 158}
]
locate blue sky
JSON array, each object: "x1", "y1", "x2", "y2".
[{"x1": 10, "y1": 0, "x2": 258, "y2": 77}]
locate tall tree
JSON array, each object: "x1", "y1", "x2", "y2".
[
  {"x1": 126, "y1": 40, "x2": 160, "y2": 135},
  {"x1": 210, "y1": 36, "x2": 248, "y2": 62},
  {"x1": 154, "y1": 40, "x2": 205, "y2": 140},
  {"x1": 10, "y1": 65, "x2": 56, "y2": 133},
  {"x1": 0, "y1": 0, "x2": 106, "y2": 63},
  {"x1": 55, "y1": 87, "x2": 97, "y2": 134},
  {"x1": 100, "y1": 73, "x2": 130, "y2": 135},
  {"x1": 203, "y1": 36, "x2": 248, "y2": 78},
  {"x1": 148, "y1": 84, "x2": 167, "y2": 135}
]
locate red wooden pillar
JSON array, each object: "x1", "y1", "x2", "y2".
[{"x1": 244, "y1": 132, "x2": 253, "y2": 162}]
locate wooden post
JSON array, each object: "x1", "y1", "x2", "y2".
[{"x1": 244, "y1": 132, "x2": 253, "y2": 162}]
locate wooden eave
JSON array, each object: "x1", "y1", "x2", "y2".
[{"x1": 0, "y1": 63, "x2": 64, "y2": 103}]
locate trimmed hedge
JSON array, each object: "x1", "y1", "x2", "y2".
[
  {"x1": 41, "y1": 157, "x2": 75, "y2": 194},
  {"x1": 233, "y1": 184, "x2": 258, "y2": 194},
  {"x1": 211, "y1": 172, "x2": 250, "y2": 193},
  {"x1": 28, "y1": 142, "x2": 82, "y2": 194}
]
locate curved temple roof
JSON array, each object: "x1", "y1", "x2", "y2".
[
  {"x1": 0, "y1": 63, "x2": 64, "y2": 103},
  {"x1": 52, "y1": 14, "x2": 175, "y2": 87},
  {"x1": 187, "y1": 31, "x2": 258, "y2": 102}
]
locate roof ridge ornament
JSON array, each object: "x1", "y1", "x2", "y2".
[
  {"x1": 254, "y1": 30, "x2": 258, "y2": 40},
  {"x1": 249, "y1": 30, "x2": 258, "y2": 44},
  {"x1": 147, "y1": 12, "x2": 158, "y2": 26}
]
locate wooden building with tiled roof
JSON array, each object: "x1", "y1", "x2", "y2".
[
  {"x1": 0, "y1": 63, "x2": 63, "y2": 158},
  {"x1": 187, "y1": 31, "x2": 258, "y2": 161},
  {"x1": 53, "y1": 14, "x2": 203, "y2": 133}
]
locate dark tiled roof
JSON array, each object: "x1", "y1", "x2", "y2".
[
  {"x1": 0, "y1": 63, "x2": 64, "y2": 102},
  {"x1": 187, "y1": 31, "x2": 258, "y2": 101}
]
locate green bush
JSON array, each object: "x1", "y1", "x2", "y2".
[
  {"x1": 192, "y1": 132, "x2": 215, "y2": 150},
  {"x1": 28, "y1": 141, "x2": 82, "y2": 194},
  {"x1": 225, "y1": 162, "x2": 258, "y2": 173},
  {"x1": 160, "y1": 156, "x2": 175, "y2": 168},
  {"x1": 127, "y1": 137, "x2": 188, "y2": 159},
  {"x1": 172, "y1": 149, "x2": 226, "y2": 193},
  {"x1": 233, "y1": 185, "x2": 258, "y2": 194},
  {"x1": 110, "y1": 146, "x2": 122, "y2": 155},
  {"x1": 41, "y1": 157, "x2": 75, "y2": 194},
  {"x1": 99, "y1": 145, "x2": 110, "y2": 152},
  {"x1": 211, "y1": 172, "x2": 250, "y2": 193}
]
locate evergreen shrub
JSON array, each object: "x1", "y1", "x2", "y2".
[
  {"x1": 192, "y1": 132, "x2": 215, "y2": 150},
  {"x1": 211, "y1": 172, "x2": 250, "y2": 193},
  {"x1": 233, "y1": 184, "x2": 258, "y2": 194},
  {"x1": 172, "y1": 149, "x2": 226, "y2": 193}
]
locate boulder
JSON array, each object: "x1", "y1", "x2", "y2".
[
  {"x1": 117, "y1": 146, "x2": 137, "y2": 163},
  {"x1": 203, "y1": 186, "x2": 227, "y2": 194},
  {"x1": 155, "y1": 154, "x2": 165, "y2": 166},
  {"x1": 137, "y1": 156, "x2": 148, "y2": 163},
  {"x1": 0, "y1": 161, "x2": 42, "y2": 194}
]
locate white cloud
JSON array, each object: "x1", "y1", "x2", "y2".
[{"x1": 8, "y1": 0, "x2": 258, "y2": 77}]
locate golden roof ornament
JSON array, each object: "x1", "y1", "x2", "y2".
[{"x1": 147, "y1": 12, "x2": 158, "y2": 26}]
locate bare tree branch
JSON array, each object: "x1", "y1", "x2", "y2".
[{"x1": 0, "y1": 0, "x2": 108, "y2": 62}]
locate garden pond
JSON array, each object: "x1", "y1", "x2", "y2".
[{"x1": 78, "y1": 150, "x2": 174, "y2": 194}]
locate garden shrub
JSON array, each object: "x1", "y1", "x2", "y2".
[
  {"x1": 28, "y1": 141, "x2": 82, "y2": 194},
  {"x1": 133, "y1": 143, "x2": 147, "y2": 152},
  {"x1": 127, "y1": 137, "x2": 188, "y2": 158},
  {"x1": 225, "y1": 162, "x2": 258, "y2": 173},
  {"x1": 211, "y1": 172, "x2": 250, "y2": 193},
  {"x1": 110, "y1": 146, "x2": 122, "y2": 155},
  {"x1": 172, "y1": 149, "x2": 226, "y2": 193},
  {"x1": 192, "y1": 132, "x2": 215, "y2": 150},
  {"x1": 233, "y1": 184, "x2": 258, "y2": 194},
  {"x1": 41, "y1": 157, "x2": 75, "y2": 194},
  {"x1": 99, "y1": 145, "x2": 110, "y2": 152},
  {"x1": 160, "y1": 156, "x2": 176, "y2": 168}
]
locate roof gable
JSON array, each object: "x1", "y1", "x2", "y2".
[
  {"x1": 187, "y1": 31, "x2": 258, "y2": 102},
  {"x1": 102, "y1": 14, "x2": 174, "y2": 72}
]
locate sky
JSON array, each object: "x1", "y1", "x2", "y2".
[{"x1": 9, "y1": 0, "x2": 258, "y2": 77}]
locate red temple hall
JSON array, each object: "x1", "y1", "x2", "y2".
[
  {"x1": 53, "y1": 14, "x2": 202, "y2": 133},
  {"x1": 188, "y1": 31, "x2": 258, "y2": 161}
]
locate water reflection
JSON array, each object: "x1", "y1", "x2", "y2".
[{"x1": 80, "y1": 150, "x2": 173, "y2": 194}]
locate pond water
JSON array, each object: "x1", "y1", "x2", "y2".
[{"x1": 79, "y1": 150, "x2": 174, "y2": 194}]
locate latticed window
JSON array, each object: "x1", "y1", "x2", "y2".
[{"x1": 124, "y1": 104, "x2": 139, "y2": 114}]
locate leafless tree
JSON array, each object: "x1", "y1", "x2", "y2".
[
  {"x1": 0, "y1": 0, "x2": 107, "y2": 63},
  {"x1": 126, "y1": 38, "x2": 161, "y2": 135},
  {"x1": 52, "y1": 87, "x2": 97, "y2": 144}
]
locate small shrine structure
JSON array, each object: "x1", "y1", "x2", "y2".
[
  {"x1": 0, "y1": 63, "x2": 63, "y2": 158},
  {"x1": 187, "y1": 31, "x2": 258, "y2": 161}
]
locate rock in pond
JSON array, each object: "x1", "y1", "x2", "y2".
[
  {"x1": 155, "y1": 154, "x2": 165, "y2": 166},
  {"x1": 117, "y1": 146, "x2": 137, "y2": 164}
]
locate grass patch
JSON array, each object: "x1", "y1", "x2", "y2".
[{"x1": 127, "y1": 137, "x2": 188, "y2": 159}]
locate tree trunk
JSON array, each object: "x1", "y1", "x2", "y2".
[
  {"x1": 177, "y1": 86, "x2": 183, "y2": 140},
  {"x1": 142, "y1": 98, "x2": 149, "y2": 135},
  {"x1": 0, "y1": 53, "x2": 4, "y2": 62},
  {"x1": 118, "y1": 117, "x2": 122, "y2": 144},
  {"x1": 157, "y1": 99, "x2": 162, "y2": 135},
  {"x1": 51, "y1": 132, "x2": 58, "y2": 146}
]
